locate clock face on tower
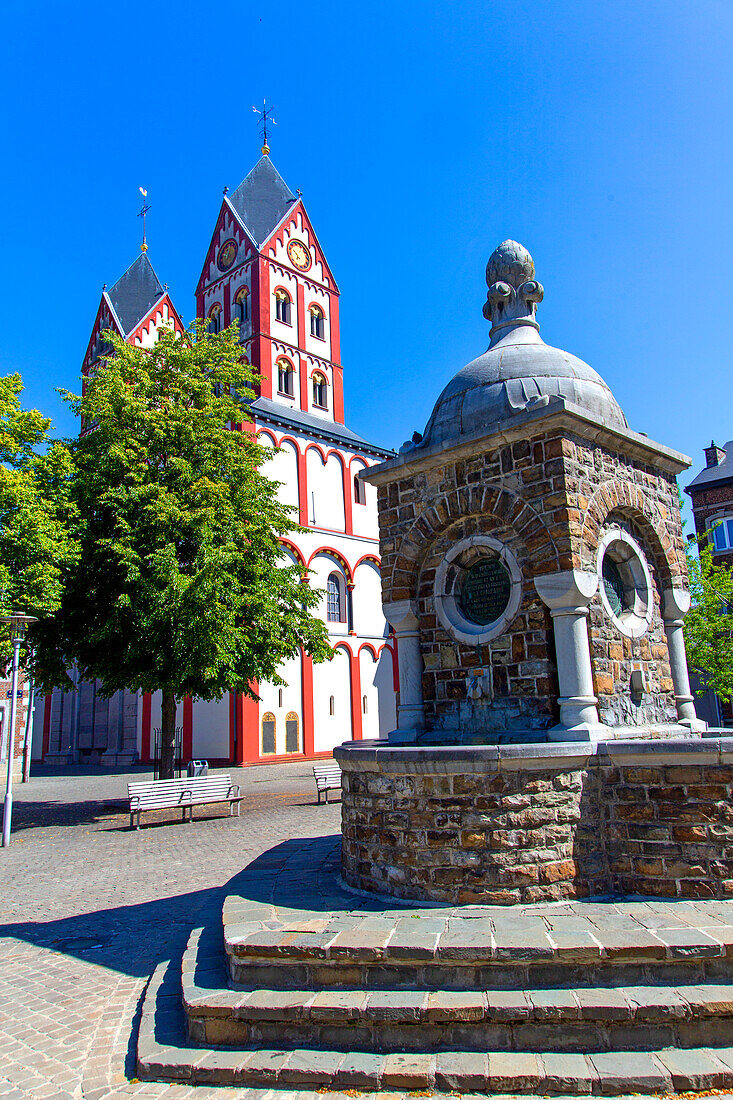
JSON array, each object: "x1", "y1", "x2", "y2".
[
  {"x1": 217, "y1": 239, "x2": 238, "y2": 272},
  {"x1": 287, "y1": 239, "x2": 311, "y2": 271}
]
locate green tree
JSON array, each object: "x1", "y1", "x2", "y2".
[
  {"x1": 0, "y1": 374, "x2": 78, "y2": 662},
  {"x1": 683, "y1": 531, "x2": 733, "y2": 704},
  {"x1": 33, "y1": 321, "x2": 330, "y2": 778}
]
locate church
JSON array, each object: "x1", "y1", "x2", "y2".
[{"x1": 33, "y1": 150, "x2": 397, "y2": 768}]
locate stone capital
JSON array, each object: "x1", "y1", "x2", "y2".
[
  {"x1": 383, "y1": 599, "x2": 419, "y2": 631},
  {"x1": 662, "y1": 587, "x2": 691, "y2": 621},
  {"x1": 534, "y1": 569, "x2": 599, "y2": 612}
]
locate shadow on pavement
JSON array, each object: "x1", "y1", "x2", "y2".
[{"x1": 0, "y1": 834, "x2": 350, "y2": 979}]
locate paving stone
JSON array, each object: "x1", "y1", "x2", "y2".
[
  {"x1": 381, "y1": 1052, "x2": 434, "y2": 1089},
  {"x1": 588, "y1": 1051, "x2": 672, "y2": 1094},
  {"x1": 279, "y1": 1049, "x2": 345, "y2": 1085},
  {"x1": 425, "y1": 989, "x2": 485, "y2": 1020},
  {"x1": 487, "y1": 1051, "x2": 544, "y2": 1091},
  {"x1": 309, "y1": 989, "x2": 368, "y2": 1020},
  {"x1": 574, "y1": 987, "x2": 631, "y2": 1020},
  {"x1": 365, "y1": 990, "x2": 427, "y2": 1021},
  {"x1": 335, "y1": 1050, "x2": 383, "y2": 1088},
  {"x1": 541, "y1": 1052, "x2": 597, "y2": 1094},
  {"x1": 528, "y1": 988, "x2": 580, "y2": 1019},
  {"x1": 591, "y1": 929, "x2": 667, "y2": 959},
  {"x1": 434, "y1": 1050, "x2": 489, "y2": 1090},
  {"x1": 654, "y1": 927, "x2": 725, "y2": 957},
  {"x1": 485, "y1": 989, "x2": 532, "y2": 1020},
  {"x1": 656, "y1": 1047, "x2": 733, "y2": 1089}
]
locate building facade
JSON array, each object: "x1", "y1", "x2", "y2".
[
  {"x1": 685, "y1": 439, "x2": 733, "y2": 727},
  {"x1": 34, "y1": 154, "x2": 397, "y2": 767}
]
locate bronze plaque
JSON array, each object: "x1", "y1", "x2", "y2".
[{"x1": 460, "y1": 557, "x2": 511, "y2": 626}]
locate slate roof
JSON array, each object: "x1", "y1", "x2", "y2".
[
  {"x1": 106, "y1": 253, "x2": 165, "y2": 337},
  {"x1": 251, "y1": 398, "x2": 394, "y2": 459},
  {"x1": 228, "y1": 156, "x2": 297, "y2": 246},
  {"x1": 687, "y1": 441, "x2": 733, "y2": 491}
]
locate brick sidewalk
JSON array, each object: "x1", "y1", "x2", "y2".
[{"x1": 0, "y1": 763, "x2": 365, "y2": 1100}]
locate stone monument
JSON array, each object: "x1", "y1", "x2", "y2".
[{"x1": 335, "y1": 241, "x2": 733, "y2": 905}]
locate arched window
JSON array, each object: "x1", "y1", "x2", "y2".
[
  {"x1": 329, "y1": 695, "x2": 335, "y2": 716},
  {"x1": 363, "y1": 694, "x2": 368, "y2": 714},
  {"x1": 327, "y1": 572, "x2": 345, "y2": 622},
  {"x1": 261, "y1": 712, "x2": 276, "y2": 755},
  {"x1": 312, "y1": 371, "x2": 328, "y2": 409},
  {"x1": 234, "y1": 287, "x2": 249, "y2": 324},
  {"x1": 208, "y1": 304, "x2": 222, "y2": 334},
  {"x1": 285, "y1": 711, "x2": 299, "y2": 753},
  {"x1": 275, "y1": 289, "x2": 292, "y2": 325},
  {"x1": 310, "y1": 305, "x2": 325, "y2": 339},
  {"x1": 354, "y1": 473, "x2": 366, "y2": 505},
  {"x1": 277, "y1": 357, "x2": 295, "y2": 397}
]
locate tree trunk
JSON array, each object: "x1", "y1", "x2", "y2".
[{"x1": 159, "y1": 691, "x2": 177, "y2": 780}]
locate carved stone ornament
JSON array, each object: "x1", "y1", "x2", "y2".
[
  {"x1": 466, "y1": 668, "x2": 493, "y2": 702},
  {"x1": 482, "y1": 239, "x2": 544, "y2": 336}
]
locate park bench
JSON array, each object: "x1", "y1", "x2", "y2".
[
  {"x1": 127, "y1": 774, "x2": 242, "y2": 829},
  {"x1": 313, "y1": 762, "x2": 342, "y2": 804}
]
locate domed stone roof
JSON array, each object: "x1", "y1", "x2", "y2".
[{"x1": 415, "y1": 241, "x2": 627, "y2": 451}]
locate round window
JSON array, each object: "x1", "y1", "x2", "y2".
[
  {"x1": 459, "y1": 557, "x2": 512, "y2": 626},
  {"x1": 597, "y1": 529, "x2": 653, "y2": 638},
  {"x1": 434, "y1": 536, "x2": 522, "y2": 645}
]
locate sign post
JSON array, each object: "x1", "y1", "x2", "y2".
[{"x1": 0, "y1": 614, "x2": 37, "y2": 847}]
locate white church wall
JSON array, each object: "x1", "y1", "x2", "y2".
[
  {"x1": 313, "y1": 645, "x2": 352, "y2": 753},
  {"x1": 259, "y1": 433, "x2": 299, "y2": 513},
  {"x1": 258, "y1": 651, "x2": 302, "y2": 755},
  {"x1": 305, "y1": 448, "x2": 345, "y2": 531},
  {"x1": 192, "y1": 697, "x2": 230, "y2": 759},
  {"x1": 352, "y1": 560, "x2": 385, "y2": 638},
  {"x1": 359, "y1": 648, "x2": 381, "y2": 741}
]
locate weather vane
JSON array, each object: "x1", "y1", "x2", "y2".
[
  {"x1": 138, "y1": 187, "x2": 151, "y2": 252},
  {"x1": 252, "y1": 99, "x2": 276, "y2": 155}
]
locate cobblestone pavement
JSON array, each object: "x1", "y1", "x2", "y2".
[{"x1": 0, "y1": 762, "x2": 402, "y2": 1100}]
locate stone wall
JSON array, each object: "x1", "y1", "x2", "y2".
[
  {"x1": 375, "y1": 418, "x2": 685, "y2": 737},
  {"x1": 337, "y1": 741, "x2": 733, "y2": 905}
]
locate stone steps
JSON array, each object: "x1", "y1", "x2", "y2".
[
  {"x1": 186, "y1": 926, "x2": 733, "y2": 1053},
  {"x1": 224, "y1": 896, "x2": 733, "y2": 990},
  {"x1": 139, "y1": 957, "x2": 733, "y2": 1093}
]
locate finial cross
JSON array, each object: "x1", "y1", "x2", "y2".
[
  {"x1": 138, "y1": 187, "x2": 151, "y2": 252},
  {"x1": 252, "y1": 99, "x2": 276, "y2": 152}
]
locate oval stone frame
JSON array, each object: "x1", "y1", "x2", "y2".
[
  {"x1": 596, "y1": 528, "x2": 653, "y2": 639},
  {"x1": 434, "y1": 535, "x2": 523, "y2": 644}
]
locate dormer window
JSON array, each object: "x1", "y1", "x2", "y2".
[
  {"x1": 710, "y1": 517, "x2": 733, "y2": 552},
  {"x1": 309, "y1": 305, "x2": 325, "y2": 340},
  {"x1": 234, "y1": 287, "x2": 249, "y2": 324},
  {"x1": 312, "y1": 371, "x2": 328, "y2": 409},
  {"x1": 208, "y1": 304, "x2": 222, "y2": 334},
  {"x1": 275, "y1": 290, "x2": 292, "y2": 325},
  {"x1": 277, "y1": 357, "x2": 295, "y2": 398}
]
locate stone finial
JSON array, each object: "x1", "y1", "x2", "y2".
[{"x1": 483, "y1": 240, "x2": 544, "y2": 338}]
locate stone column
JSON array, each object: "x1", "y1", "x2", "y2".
[
  {"x1": 535, "y1": 570, "x2": 603, "y2": 741},
  {"x1": 662, "y1": 587, "x2": 702, "y2": 728},
  {"x1": 383, "y1": 599, "x2": 424, "y2": 741}
]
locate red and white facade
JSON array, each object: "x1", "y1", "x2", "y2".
[{"x1": 33, "y1": 156, "x2": 397, "y2": 767}]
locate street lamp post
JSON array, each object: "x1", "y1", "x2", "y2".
[{"x1": 1, "y1": 613, "x2": 37, "y2": 848}]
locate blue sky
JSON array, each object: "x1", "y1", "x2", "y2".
[{"x1": 2, "y1": 0, "x2": 732, "y2": 506}]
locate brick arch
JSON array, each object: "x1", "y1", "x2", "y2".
[
  {"x1": 581, "y1": 479, "x2": 679, "y2": 588},
  {"x1": 389, "y1": 485, "x2": 561, "y2": 597}
]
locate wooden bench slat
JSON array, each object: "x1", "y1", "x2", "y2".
[
  {"x1": 313, "y1": 762, "x2": 341, "y2": 804},
  {"x1": 127, "y1": 773, "x2": 241, "y2": 829}
]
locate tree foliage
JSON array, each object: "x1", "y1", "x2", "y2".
[
  {"x1": 684, "y1": 532, "x2": 733, "y2": 703},
  {"x1": 0, "y1": 374, "x2": 77, "y2": 664},
  {"x1": 32, "y1": 321, "x2": 331, "y2": 775}
]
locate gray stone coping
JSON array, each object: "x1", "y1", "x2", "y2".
[{"x1": 334, "y1": 735, "x2": 733, "y2": 774}]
